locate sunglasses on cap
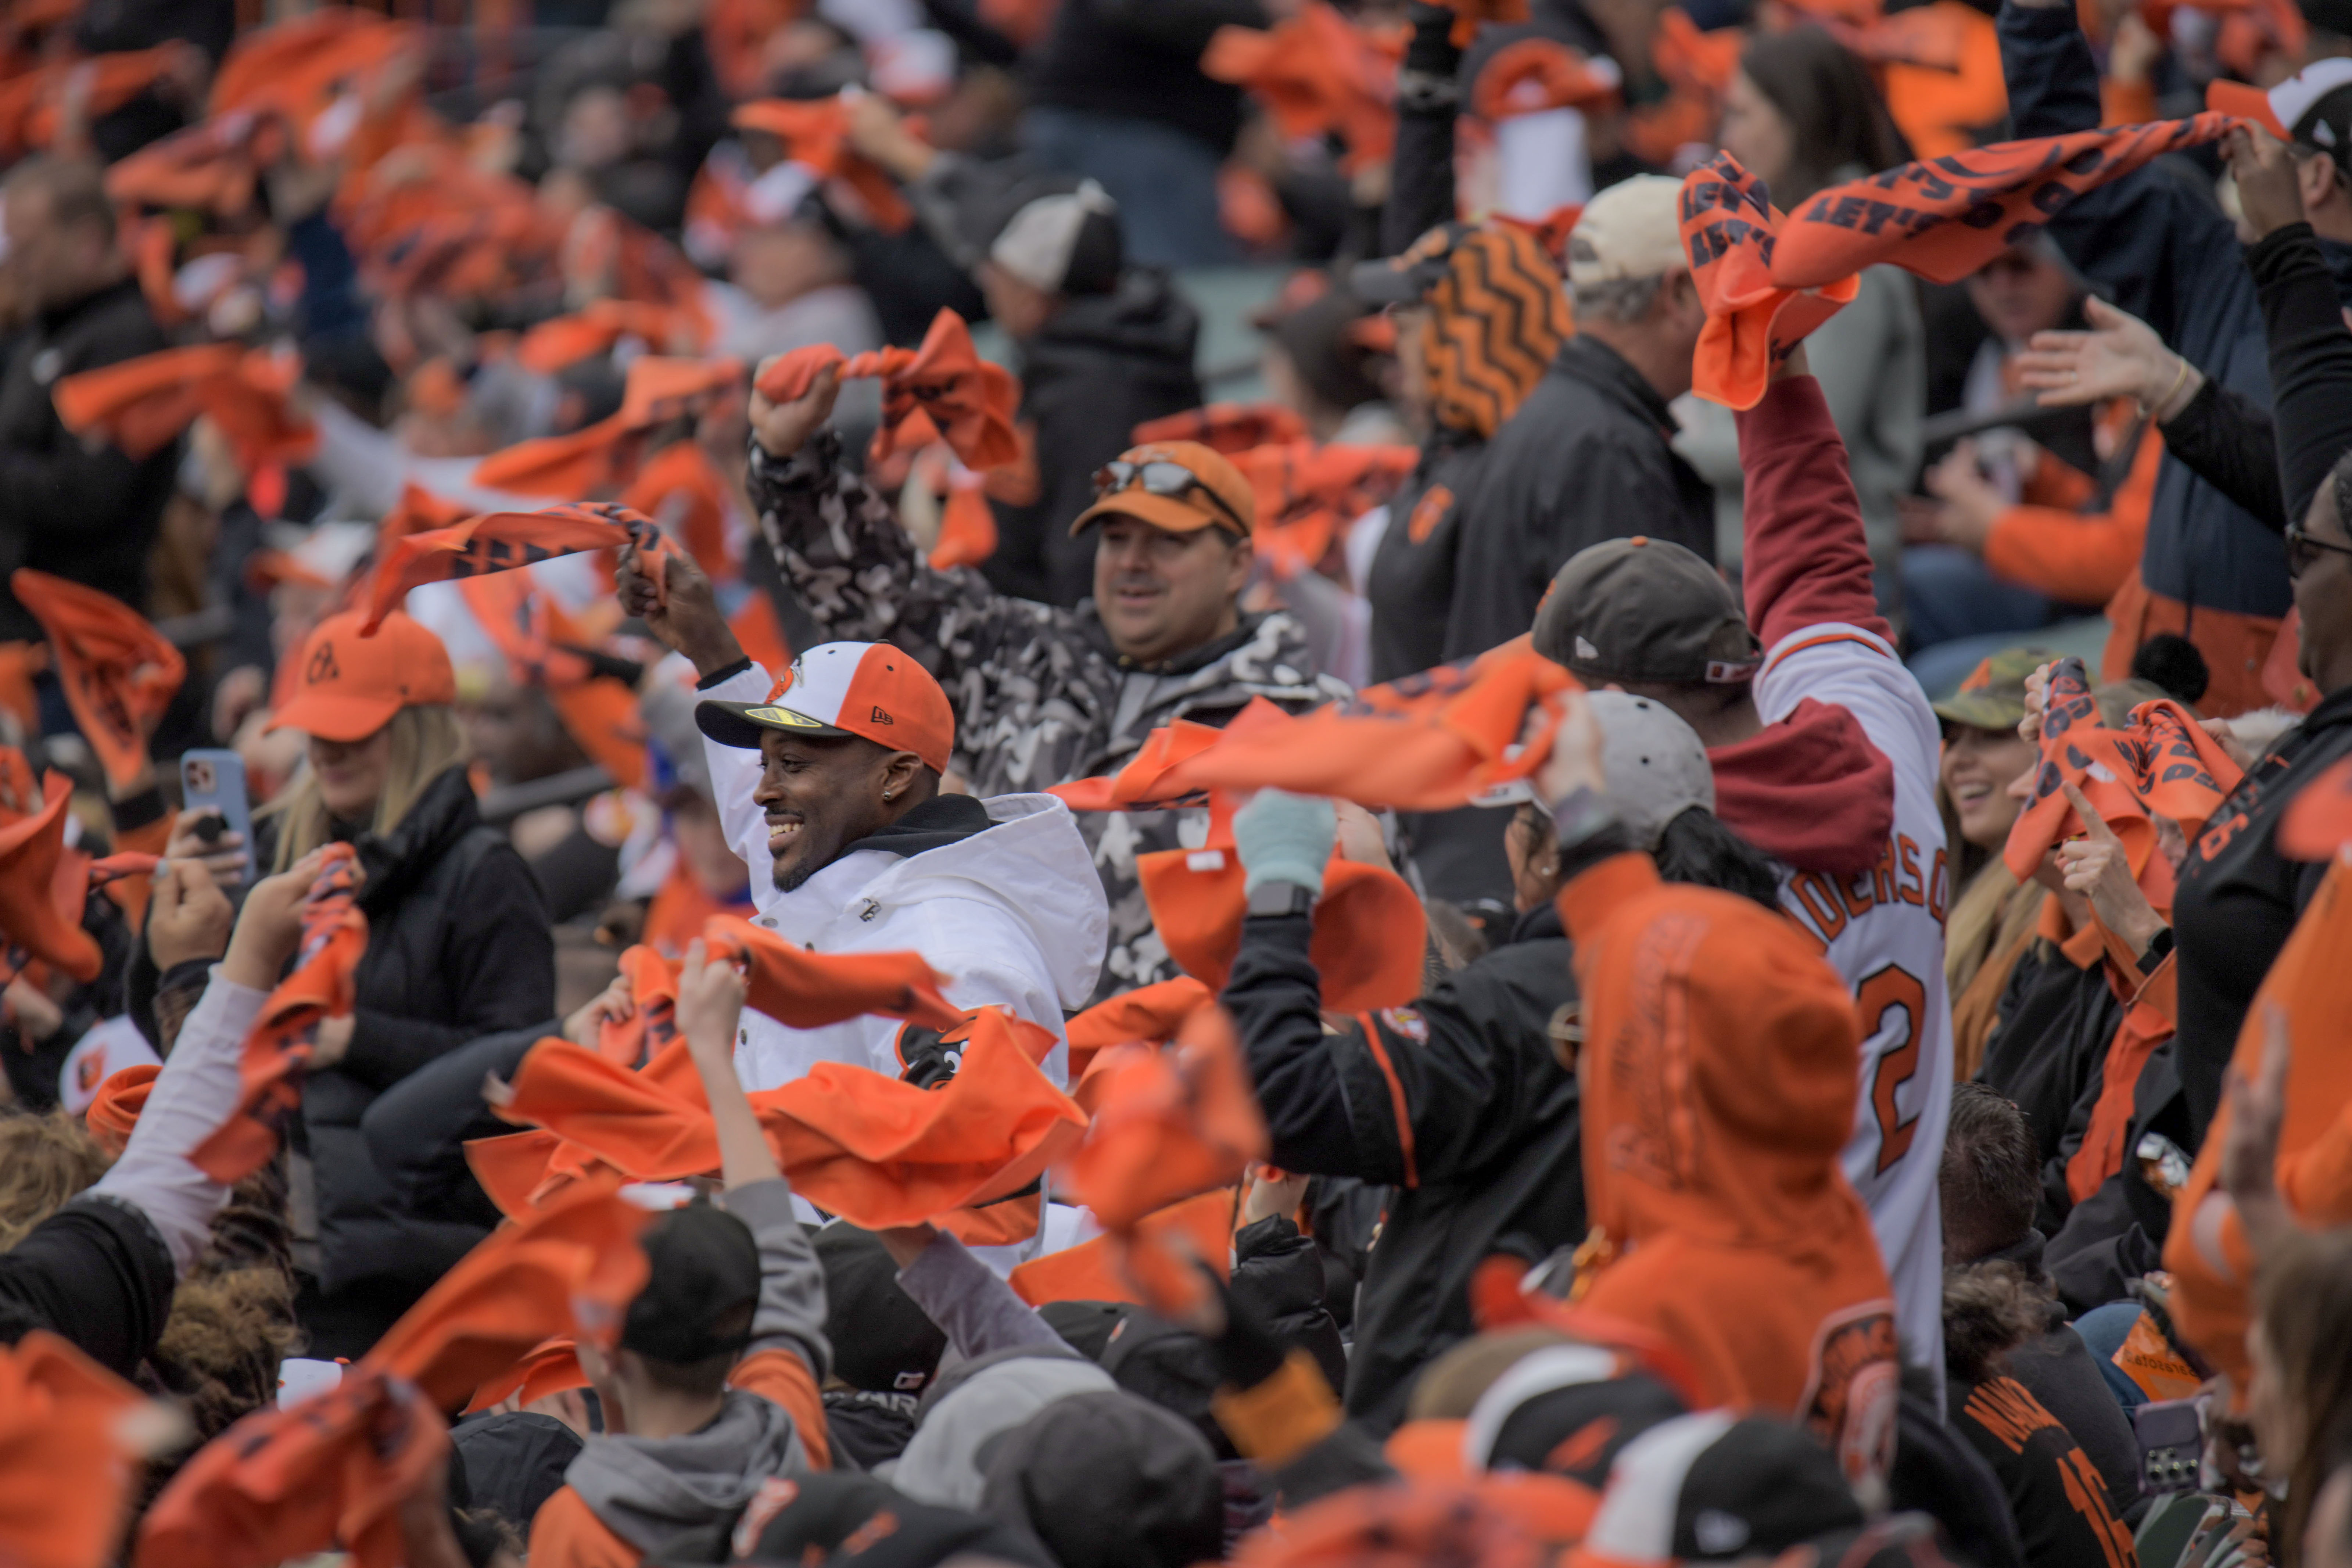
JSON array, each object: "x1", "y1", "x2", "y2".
[
  {"x1": 1092, "y1": 459, "x2": 1249, "y2": 535},
  {"x1": 2287, "y1": 519, "x2": 2352, "y2": 580}
]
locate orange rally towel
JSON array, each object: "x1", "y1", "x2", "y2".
[
  {"x1": 10, "y1": 570, "x2": 186, "y2": 792},
  {"x1": 1165, "y1": 639, "x2": 1575, "y2": 811},
  {"x1": 1653, "y1": 7, "x2": 1744, "y2": 95},
  {"x1": 1132, "y1": 403, "x2": 1309, "y2": 454},
  {"x1": 464, "y1": 1337, "x2": 588, "y2": 1416},
  {"x1": 1048, "y1": 714, "x2": 1233, "y2": 813},
  {"x1": 105, "y1": 115, "x2": 270, "y2": 216},
  {"x1": 756, "y1": 309, "x2": 1020, "y2": 473},
  {"x1": 1201, "y1": 3, "x2": 1399, "y2": 175},
  {"x1": 0, "y1": 769, "x2": 106, "y2": 983},
  {"x1": 51, "y1": 343, "x2": 312, "y2": 473},
  {"x1": 1679, "y1": 153, "x2": 1861, "y2": 412},
  {"x1": 599, "y1": 944, "x2": 683, "y2": 1069},
  {"x1": 1769, "y1": 114, "x2": 2249, "y2": 288},
  {"x1": 622, "y1": 438, "x2": 737, "y2": 581},
  {"x1": 2000, "y1": 656, "x2": 2241, "y2": 909},
  {"x1": 472, "y1": 355, "x2": 741, "y2": 497},
  {"x1": 1470, "y1": 36, "x2": 1623, "y2": 121},
  {"x1": 358, "y1": 502, "x2": 678, "y2": 635},
  {"x1": 516, "y1": 300, "x2": 713, "y2": 373},
  {"x1": 1065, "y1": 976, "x2": 1216, "y2": 1084},
  {"x1": 1056, "y1": 1005, "x2": 1266, "y2": 1231},
  {"x1": 731, "y1": 96, "x2": 915, "y2": 233},
  {"x1": 1008, "y1": 1188, "x2": 1239, "y2": 1307},
  {"x1": 1140, "y1": 845, "x2": 1427, "y2": 1013},
  {"x1": 134, "y1": 1368, "x2": 448, "y2": 1568},
  {"x1": 704, "y1": 915, "x2": 965, "y2": 1032},
  {"x1": 930, "y1": 471, "x2": 1000, "y2": 571},
  {"x1": 0, "y1": 1331, "x2": 152, "y2": 1568},
  {"x1": 190, "y1": 847, "x2": 368, "y2": 1184},
  {"x1": 1228, "y1": 442, "x2": 1419, "y2": 578},
  {"x1": 84, "y1": 1064, "x2": 159, "y2": 1158}
]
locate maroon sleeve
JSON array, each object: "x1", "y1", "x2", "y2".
[{"x1": 1732, "y1": 375, "x2": 1894, "y2": 649}]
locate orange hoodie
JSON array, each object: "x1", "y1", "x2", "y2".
[{"x1": 1557, "y1": 852, "x2": 1900, "y2": 1489}]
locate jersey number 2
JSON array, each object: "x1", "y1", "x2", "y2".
[{"x1": 1858, "y1": 964, "x2": 1926, "y2": 1176}]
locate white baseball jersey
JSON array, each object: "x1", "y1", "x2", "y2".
[{"x1": 1756, "y1": 621, "x2": 1955, "y2": 1388}]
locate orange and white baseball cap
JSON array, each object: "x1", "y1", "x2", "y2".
[
  {"x1": 265, "y1": 609, "x2": 458, "y2": 742},
  {"x1": 696, "y1": 642, "x2": 955, "y2": 774}
]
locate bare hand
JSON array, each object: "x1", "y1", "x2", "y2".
[
  {"x1": 1333, "y1": 802, "x2": 1394, "y2": 871},
  {"x1": 1917, "y1": 440, "x2": 2004, "y2": 552},
  {"x1": 675, "y1": 938, "x2": 746, "y2": 1061},
  {"x1": 562, "y1": 969, "x2": 635, "y2": 1046},
  {"x1": 147, "y1": 859, "x2": 236, "y2": 970},
  {"x1": 2227, "y1": 123, "x2": 2306, "y2": 241},
  {"x1": 2054, "y1": 781, "x2": 2168, "y2": 958},
  {"x1": 164, "y1": 805, "x2": 251, "y2": 889},
  {"x1": 842, "y1": 89, "x2": 936, "y2": 182},
  {"x1": 3, "y1": 975, "x2": 64, "y2": 1041},
  {"x1": 2015, "y1": 295, "x2": 2198, "y2": 415},
  {"x1": 2108, "y1": 11, "x2": 2162, "y2": 82},
  {"x1": 1534, "y1": 687, "x2": 1609, "y2": 810},
  {"x1": 2220, "y1": 1002, "x2": 2296, "y2": 1262},
  {"x1": 1242, "y1": 1165, "x2": 1311, "y2": 1227},
  {"x1": 220, "y1": 848, "x2": 334, "y2": 991},
  {"x1": 616, "y1": 540, "x2": 744, "y2": 680},
  {"x1": 746, "y1": 360, "x2": 841, "y2": 460},
  {"x1": 2019, "y1": 660, "x2": 2055, "y2": 743}
]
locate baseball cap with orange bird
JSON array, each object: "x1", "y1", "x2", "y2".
[{"x1": 696, "y1": 642, "x2": 956, "y2": 774}]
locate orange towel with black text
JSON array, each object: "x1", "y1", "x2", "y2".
[{"x1": 10, "y1": 570, "x2": 185, "y2": 792}]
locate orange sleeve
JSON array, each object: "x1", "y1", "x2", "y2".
[
  {"x1": 1982, "y1": 433, "x2": 2161, "y2": 606},
  {"x1": 2278, "y1": 1104, "x2": 2352, "y2": 1226},
  {"x1": 1554, "y1": 851, "x2": 1661, "y2": 945},
  {"x1": 729, "y1": 1348, "x2": 832, "y2": 1472},
  {"x1": 2020, "y1": 447, "x2": 2099, "y2": 511},
  {"x1": 2101, "y1": 76, "x2": 2159, "y2": 128},
  {"x1": 527, "y1": 1486, "x2": 643, "y2": 1568}
]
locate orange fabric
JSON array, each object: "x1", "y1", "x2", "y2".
[
  {"x1": 529, "y1": 1486, "x2": 640, "y2": 1568},
  {"x1": 1057, "y1": 1007, "x2": 1265, "y2": 1230},
  {"x1": 1064, "y1": 975, "x2": 1215, "y2": 1087},
  {"x1": 498, "y1": 1009, "x2": 1087, "y2": 1228},
  {"x1": 1138, "y1": 846, "x2": 1426, "y2": 1013},
  {"x1": 1167, "y1": 639, "x2": 1574, "y2": 811},
  {"x1": 190, "y1": 847, "x2": 368, "y2": 1184},
  {"x1": 1008, "y1": 1188, "x2": 1238, "y2": 1306},
  {"x1": 1653, "y1": 7, "x2": 1743, "y2": 95},
  {"x1": 2064, "y1": 955, "x2": 2176, "y2": 1203},
  {"x1": 209, "y1": 8, "x2": 418, "y2": 134},
  {"x1": 2099, "y1": 568, "x2": 2280, "y2": 720},
  {"x1": 2102, "y1": 75, "x2": 2160, "y2": 128},
  {"x1": 1228, "y1": 441, "x2": 1419, "y2": 578},
  {"x1": 84, "y1": 1063, "x2": 158, "y2": 1157},
  {"x1": 0, "y1": 769, "x2": 105, "y2": 983},
  {"x1": 135, "y1": 1368, "x2": 449, "y2": 1568},
  {"x1": 458, "y1": 575, "x2": 649, "y2": 791},
  {"x1": 1680, "y1": 153, "x2": 1861, "y2": 411},
  {"x1": 929, "y1": 474, "x2": 1000, "y2": 571},
  {"x1": 1983, "y1": 426, "x2": 2160, "y2": 606},
  {"x1": 368, "y1": 1183, "x2": 652, "y2": 1409},
  {"x1": 731, "y1": 97, "x2": 915, "y2": 233},
  {"x1": 730, "y1": 1347, "x2": 832, "y2": 1471},
  {"x1": 105, "y1": 115, "x2": 269, "y2": 216},
  {"x1": 1770, "y1": 115, "x2": 2247, "y2": 290},
  {"x1": 1471, "y1": 36, "x2": 1621, "y2": 121},
  {"x1": 1049, "y1": 713, "x2": 1238, "y2": 814},
  {"x1": 517, "y1": 301, "x2": 713, "y2": 373},
  {"x1": 1132, "y1": 403, "x2": 1309, "y2": 454},
  {"x1": 0, "y1": 1330, "x2": 147, "y2": 1568},
  {"x1": 474, "y1": 357, "x2": 740, "y2": 498},
  {"x1": 704, "y1": 915, "x2": 963, "y2": 1032},
  {"x1": 1557, "y1": 851, "x2": 1900, "y2": 1488},
  {"x1": 1200, "y1": 4, "x2": 1398, "y2": 175},
  {"x1": 2166, "y1": 853, "x2": 2352, "y2": 1385},
  {"x1": 2283, "y1": 756, "x2": 2352, "y2": 861},
  {"x1": 2000, "y1": 656, "x2": 2241, "y2": 909},
  {"x1": 0, "y1": 45, "x2": 185, "y2": 156},
  {"x1": 1876, "y1": 3, "x2": 2008, "y2": 159},
  {"x1": 756, "y1": 310, "x2": 1020, "y2": 473},
  {"x1": 621, "y1": 439, "x2": 736, "y2": 582},
  {"x1": 463, "y1": 1336, "x2": 586, "y2": 1415},
  {"x1": 359, "y1": 502, "x2": 672, "y2": 635},
  {"x1": 51, "y1": 343, "x2": 312, "y2": 473},
  {"x1": 465, "y1": 1129, "x2": 575, "y2": 1220},
  {"x1": 599, "y1": 945, "x2": 682, "y2": 1068},
  {"x1": 11, "y1": 569, "x2": 184, "y2": 791}
]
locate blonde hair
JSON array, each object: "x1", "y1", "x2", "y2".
[
  {"x1": 0, "y1": 1108, "x2": 111, "y2": 1249},
  {"x1": 263, "y1": 704, "x2": 469, "y2": 872}
]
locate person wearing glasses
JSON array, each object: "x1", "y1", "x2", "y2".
[{"x1": 718, "y1": 358, "x2": 1348, "y2": 1008}]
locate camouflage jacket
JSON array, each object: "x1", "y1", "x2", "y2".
[{"x1": 748, "y1": 433, "x2": 1352, "y2": 1003}]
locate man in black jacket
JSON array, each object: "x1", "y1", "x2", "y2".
[
  {"x1": 0, "y1": 157, "x2": 178, "y2": 645},
  {"x1": 1444, "y1": 175, "x2": 1714, "y2": 664}
]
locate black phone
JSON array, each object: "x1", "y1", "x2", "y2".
[{"x1": 2134, "y1": 1397, "x2": 2206, "y2": 1496}]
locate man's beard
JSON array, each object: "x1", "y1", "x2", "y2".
[{"x1": 773, "y1": 856, "x2": 820, "y2": 894}]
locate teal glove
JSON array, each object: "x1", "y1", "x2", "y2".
[{"x1": 1233, "y1": 788, "x2": 1337, "y2": 899}]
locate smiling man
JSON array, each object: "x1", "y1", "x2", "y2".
[
  {"x1": 735, "y1": 364, "x2": 1348, "y2": 1004},
  {"x1": 619, "y1": 550, "x2": 1107, "y2": 1110}
]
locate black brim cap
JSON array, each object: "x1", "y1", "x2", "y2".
[
  {"x1": 621, "y1": 1202, "x2": 761, "y2": 1364},
  {"x1": 695, "y1": 697, "x2": 854, "y2": 751},
  {"x1": 1531, "y1": 535, "x2": 1761, "y2": 686}
]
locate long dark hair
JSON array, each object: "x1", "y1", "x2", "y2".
[
  {"x1": 1739, "y1": 26, "x2": 1912, "y2": 207},
  {"x1": 1652, "y1": 806, "x2": 1785, "y2": 911}
]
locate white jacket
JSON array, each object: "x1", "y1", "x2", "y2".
[{"x1": 699, "y1": 662, "x2": 1109, "y2": 1093}]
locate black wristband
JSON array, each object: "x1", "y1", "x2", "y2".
[{"x1": 696, "y1": 657, "x2": 754, "y2": 690}]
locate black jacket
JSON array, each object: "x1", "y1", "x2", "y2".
[
  {"x1": 1442, "y1": 336, "x2": 1713, "y2": 663},
  {"x1": 1975, "y1": 936, "x2": 2123, "y2": 1230},
  {"x1": 1222, "y1": 900, "x2": 1583, "y2": 1431},
  {"x1": 1948, "y1": 1372, "x2": 2139, "y2": 1568},
  {"x1": 1026, "y1": 0, "x2": 1268, "y2": 155},
  {"x1": 305, "y1": 766, "x2": 555, "y2": 1303},
  {"x1": 984, "y1": 269, "x2": 1204, "y2": 608},
  {"x1": 0, "y1": 1194, "x2": 176, "y2": 1379},
  {"x1": 0, "y1": 277, "x2": 178, "y2": 642}
]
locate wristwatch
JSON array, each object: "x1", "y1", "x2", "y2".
[{"x1": 1245, "y1": 880, "x2": 1317, "y2": 918}]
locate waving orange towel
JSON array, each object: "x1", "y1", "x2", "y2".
[
  {"x1": 1202, "y1": 4, "x2": 1399, "y2": 174},
  {"x1": 0, "y1": 1330, "x2": 153, "y2": 1568},
  {"x1": 358, "y1": 502, "x2": 678, "y2": 635},
  {"x1": 706, "y1": 915, "x2": 965, "y2": 1032},
  {"x1": 516, "y1": 300, "x2": 712, "y2": 373},
  {"x1": 0, "y1": 768, "x2": 106, "y2": 983},
  {"x1": 1133, "y1": 403, "x2": 1309, "y2": 454},
  {"x1": 731, "y1": 96, "x2": 915, "y2": 233},
  {"x1": 472, "y1": 355, "x2": 741, "y2": 497},
  {"x1": 51, "y1": 343, "x2": 312, "y2": 473},
  {"x1": 190, "y1": 847, "x2": 368, "y2": 1184},
  {"x1": 755, "y1": 309, "x2": 1020, "y2": 472},
  {"x1": 10, "y1": 570, "x2": 185, "y2": 792},
  {"x1": 1680, "y1": 153, "x2": 1859, "y2": 412},
  {"x1": 463, "y1": 1337, "x2": 588, "y2": 1416},
  {"x1": 1057, "y1": 1006, "x2": 1266, "y2": 1231}
]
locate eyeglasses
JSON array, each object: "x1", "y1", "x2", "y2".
[
  {"x1": 1092, "y1": 459, "x2": 1248, "y2": 535},
  {"x1": 2286, "y1": 520, "x2": 2352, "y2": 580}
]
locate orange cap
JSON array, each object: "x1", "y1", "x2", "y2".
[
  {"x1": 266, "y1": 609, "x2": 457, "y2": 742},
  {"x1": 1069, "y1": 441, "x2": 1255, "y2": 538},
  {"x1": 696, "y1": 641, "x2": 955, "y2": 775}
]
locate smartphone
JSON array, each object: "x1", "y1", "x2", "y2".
[
  {"x1": 180, "y1": 749, "x2": 254, "y2": 883},
  {"x1": 2134, "y1": 1396, "x2": 2206, "y2": 1497}
]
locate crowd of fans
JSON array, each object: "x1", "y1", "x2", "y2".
[{"x1": 3, "y1": 0, "x2": 2352, "y2": 1567}]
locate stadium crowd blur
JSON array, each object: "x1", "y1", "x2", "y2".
[{"x1": 7, "y1": 0, "x2": 2352, "y2": 1566}]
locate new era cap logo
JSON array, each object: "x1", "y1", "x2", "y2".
[
  {"x1": 307, "y1": 643, "x2": 339, "y2": 683},
  {"x1": 871, "y1": 706, "x2": 893, "y2": 724},
  {"x1": 1574, "y1": 636, "x2": 1599, "y2": 660}
]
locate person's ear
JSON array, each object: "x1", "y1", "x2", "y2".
[
  {"x1": 879, "y1": 750, "x2": 923, "y2": 805},
  {"x1": 1224, "y1": 533, "x2": 1255, "y2": 595}
]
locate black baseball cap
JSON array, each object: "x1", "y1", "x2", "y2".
[
  {"x1": 621, "y1": 1202, "x2": 761, "y2": 1365},
  {"x1": 654, "y1": 1471, "x2": 1050, "y2": 1568},
  {"x1": 813, "y1": 1224, "x2": 947, "y2": 1395},
  {"x1": 1531, "y1": 537, "x2": 1761, "y2": 687}
]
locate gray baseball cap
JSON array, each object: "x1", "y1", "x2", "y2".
[
  {"x1": 1531, "y1": 535, "x2": 1761, "y2": 687},
  {"x1": 1480, "y1": 690, "x2": 1716, "y2": 851}
]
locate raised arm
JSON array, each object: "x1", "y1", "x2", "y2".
[
  {"x1": 1381, "y1": 3, "x2": 1464, "y2": 257},
  {"x1": 2232, "y1": 127, "x2": 2352, "y2": 523},
  {"x1": 1735, "y1": 358, "x2": 1893, "y2": 648}
]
